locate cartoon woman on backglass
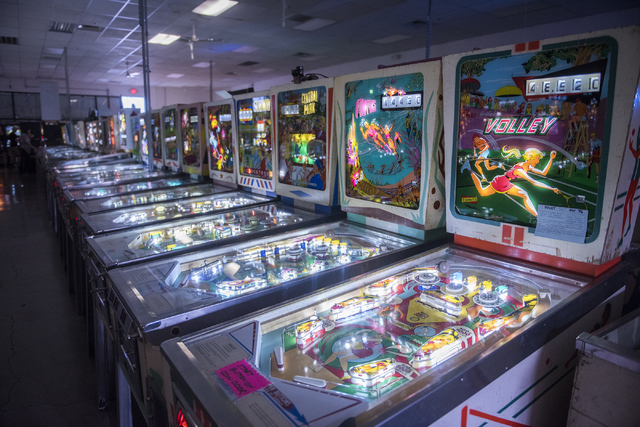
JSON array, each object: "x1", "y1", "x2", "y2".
[{"x1": 463, "y1": 147, "x2": 559, "y2": 217}]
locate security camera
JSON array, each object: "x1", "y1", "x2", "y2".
[{"x1": 292, "y1": 66, "x2": 304, "y2": 83}]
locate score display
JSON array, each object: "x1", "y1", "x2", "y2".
[
  {"x1": 526, "y1": 73, "x2": 601, "y2": 96},
  {"x1": 381, "y1": 91, "x2": 422, "y2": 110}
]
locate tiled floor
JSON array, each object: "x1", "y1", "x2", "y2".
[{"x1": 0, "y1": 166, "x2": 117, "y2": 426}]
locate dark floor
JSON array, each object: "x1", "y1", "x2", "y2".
[{"x1": 0, "y1": 166, "x2": 117, "y2": 426}]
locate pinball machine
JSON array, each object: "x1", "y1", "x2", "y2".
[
  {"x1": 138, "y1": 110, "x2": 162, "y2": 167},
  {"x1": 162, "y1": 105, "x2": 183, "y2": 171},
  {"x1": 101, "y1": 114, "x2": 118, "y2": 154},
  {"x1": 74, "y1": 120, "x2": 87, "y2": 149},
  {"x1": 85, "y1": 119, "x2": 103, "y2": 152},
  {"x1": 204, "y1": 99, "x2": 236, "y2": 187},
  {"x1": 180, "y1": 103, "x2": 208, "y2": 177},
  {"x1": 118, "y1": 107, "x2": 141, "y2": 153}
]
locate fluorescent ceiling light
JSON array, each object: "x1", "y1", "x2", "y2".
[
  {"x1": 43, "y1": 47, "x2": 64, "y2": 55},
  {"x1": 216, "y1": 90, "x2": 232, "y2": 99},
  {"x1": 192, "y1": 0, "x2": 237, "y2": 17},
  {"x1": 293, "y1": 18, "x2": 335, "y2": 31},
  {"x1": 193, "y1": 62, "x2": 212, "y2": 68},
  {"x1": 149, "y1": 33, "x2": 180, "y2": 45},
  {"x1": 373, "y1": 34, "x2": 411, "y2": 44},
  {"x1": 166, "y1": 73, "x2": 184, "y2": 78},
  {"x1": 233, "y1": 45, "x2": 258, "y2": 53}
]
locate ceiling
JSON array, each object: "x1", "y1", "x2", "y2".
[{"x1": 0, "y1": 0, "x2": 638, "y2": 92}]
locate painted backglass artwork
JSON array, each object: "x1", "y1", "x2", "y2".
[
  {"x1": 207, "y1": 104, "x2": 234, "y2": 174},
  {"x1": 130, "y1": 116, "x2": 139, "y2": 153},
  {"x1": 137, "y1": 117, "x2": 146, "y2": 158},
  {"x1": 108, "y1": 117, "x2": 116, "y2": 148},
  {"x1": 149, "y1": 113, "x2": 160, "y2": 160},
  {"x1": 151, "y1": 113, "x2": 161, "y2": 161},
  {"x1": 454, "y1": 39, "x2": 614, "y2": 239},
  {"x1": 119, "y1": 112, "x2": 126, "y2": 136},
  {"x1": 182, "y1": 107, "x2": 202, "y2": 167},
  {"x1": 238, "y1": 96, "x2": 272, "y2": 179},
  {"x1": 164, "y1": 108, "x2": 178, "y2": 161},
  {"x1": 277, "y1": 86, "x2": 328, "y2": 190},
  {"x1": 345, "y1": 73, "x2": 424, "y2": 209}
]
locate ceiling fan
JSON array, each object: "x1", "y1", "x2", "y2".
[
  {"x1": 125, "y1": 61, "x2": 139, "y2": 78},
  {"x1": 180, "y1": 22, "x2": 223, "y2": 60}
]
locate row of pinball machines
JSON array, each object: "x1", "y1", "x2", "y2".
[
  {"x1": 156, "y1": 27, "x2": 640, "y2": 427},
  {"x1": 34, "y1": 71, "x2": 446, "y2": 426},
  {"x1": 67, "y1": 108, "x2": 142, "y2": 155},
  {"x1": 38, "y1": 26, "x2": 640, "y2": 427},
  {"x1": 78, "y1": 78, "x2": 450, "y2": 425}
]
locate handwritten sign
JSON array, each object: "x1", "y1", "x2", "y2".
[
  {"x1": 534, "y1": 205, "x2": 588, "y2": 243},
  {"x1": 215, "y1": 359, "x2": 270, "y2": 399}
]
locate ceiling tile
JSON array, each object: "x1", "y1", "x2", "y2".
[
  {"x1": 85, "y1": 1, "x2": 124, "y2": 16},
  {"x1": 3, "y1": 3, "x2": 19, "y2": 17},
  {"x1": 110, "y1": 17, "x2": 138, "y2": 31}
]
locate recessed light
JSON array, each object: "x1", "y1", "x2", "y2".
[
  {"x1": 373, "y1": 34, "x2": 411, "y2": 44},
  {"x1": 149, "y1": 33, "x2": 180, "y2": 45},
  {"x1": 293, "y1": 18, "x2": 335, "y2": 32},
  {"x1": 233, "y1": 45, "x2": 258, "y2": 53},
  {"x1": 166, "y1": 73, "x2": 184, "y2": 78},
  {"x1": 43, "y1": 47, "x2": 64, "y2": 56},
  {"x1": 192, "y1": 62, "x2": 212, "y2": 68},
  {"x1": 192, "y1": 0, "x2": 238, "y2": 17}
]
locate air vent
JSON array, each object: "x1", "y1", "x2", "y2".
[
  {"x1": 293, "y1": 52, "x2": 312, "y2": 58},
  {"x1": 410, "y1": 20, "x2": 428, "y2": 25},
  {"x1": 287, "y1": 14, "x2": 313, "y2": 23},
  {"x1": 77, "y1": 24, "x2": 102, "y2": 32},
  {"x1": 238, "y1": 61, "x2": 258, "y2": 67},
  {"x1": 49, "y1": 22, "x2": 76, "y2": 34},
  {"x1": 0, "y1": 36, "x2": 18, "y2": 45}
]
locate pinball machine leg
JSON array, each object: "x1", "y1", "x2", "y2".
[{"x1": 118, "y1": 364, "x2": 133, "y2": 427}]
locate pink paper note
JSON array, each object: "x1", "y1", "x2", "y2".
[{"x1": 215, "y1": 359, "x2": 271, "y2": 399}]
